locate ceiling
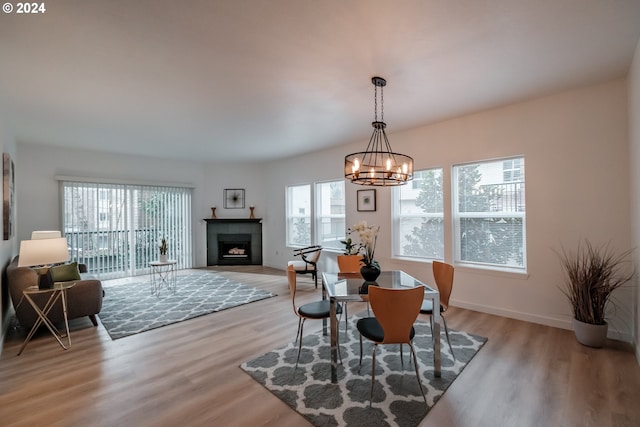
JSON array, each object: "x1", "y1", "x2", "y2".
[{"x1": 1, "y1": 0, "x2": 639, "y2": 164}]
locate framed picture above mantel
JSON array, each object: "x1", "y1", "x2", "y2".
[{"x1": 224, "y1": 189, "x2": 245, "y2": 209}]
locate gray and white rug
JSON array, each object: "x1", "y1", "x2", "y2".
[
  {"x1": 99, "y1": 270, "x2": 277, "y2": 339},
  {"x1": 241, "y1": 314, "x2": 486, "y2": 427}
]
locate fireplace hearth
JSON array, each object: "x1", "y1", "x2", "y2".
[{"x1": 206, "y1": 219, "x2": 262, "y2": 266}]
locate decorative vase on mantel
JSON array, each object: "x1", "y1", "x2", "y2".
[
  {"x1": 211, "y1": 207, "x2": 217, "y2": 219},
  {"x1": 360, "y1": 264, "x2": 381, "y2": 282}
]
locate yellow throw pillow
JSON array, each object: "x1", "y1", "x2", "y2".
[{"x1": 51, "y1": 262, "x2": 81, "y2": 282}]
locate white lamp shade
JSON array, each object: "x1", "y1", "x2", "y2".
[
  {"x1": 18, "y1": 237, "x2": 70, "y2": 267},
  {"x1": 31, "y1": 230, "x2": 62, "y2": 239}
]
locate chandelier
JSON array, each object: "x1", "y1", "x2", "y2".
[{"x1": 345, "y1": 77, "x2": 413, "y2": 186}]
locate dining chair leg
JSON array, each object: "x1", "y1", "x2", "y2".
[
  {"x1": 409, "y1": 342, "x2": 427, "y2": 404},
  {"x1": 442, "y1": 315, "x2": 455, "y2": 360},
  {"x1": 369, "y1": 344, "x2": 378, "y2": 408},
  {"x1": 294, "y1": 319, "x2": 306, "y2": 372},
  {"x1": 429, "y1": 315, "x2": 434, "y2": 341},
  {"x1": 358, "y1": 334, "x2": 363, "y2": 373},
  {"x1": 295, "y1": 318, "x2": 303, "y2": 344},
  {"x1": 336, "y1": 321, "x2": 343, "y2": 365},
  {"x1": 343, "y1": 303, "x2": 349, "y2": 333},
  {"x1": 399, "y1": 344, "x2": 404, "y2": 369}
]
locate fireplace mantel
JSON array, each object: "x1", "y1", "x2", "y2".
[{"x1": 205, "y1": 218, "x2": 262, "y2": 266}]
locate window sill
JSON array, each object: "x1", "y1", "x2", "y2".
[
  {"x1": 453, "y1": 263, "x2": 529, "y2": 280},
  {"x1": 392, "y1": 256, "x2": 529, "y2": 280}
]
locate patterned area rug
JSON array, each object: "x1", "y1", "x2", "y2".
[
  {"x1": 241, "y1": 315, "x2": 486, "y2": 427},
  {"x1": 99, "y1": 270, "x2": 277, "y2": 339}
]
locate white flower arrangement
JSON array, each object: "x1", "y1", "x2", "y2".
[{"x1": 350, "y1": 220, "x2": 380, "y2": 269}]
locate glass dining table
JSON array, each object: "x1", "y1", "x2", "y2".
[{"x1": 321, "y1": 270, "x2": 441, "y2": 383}]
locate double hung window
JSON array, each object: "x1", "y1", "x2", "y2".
[
  {"x1": 286, "y1": 180, "x2": 345, "y2": 250},
  {"x1": 453, "y1": 157, "x2": 526, "y2": 270},
  {"x1": 393, "y1": 168, "x2": 444, "y2": 260}
]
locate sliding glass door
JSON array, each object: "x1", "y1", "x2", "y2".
[{"x1": 61, "y1": 181, "x2": 192, "y2": 278}]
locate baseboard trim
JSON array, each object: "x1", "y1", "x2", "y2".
[{"x1": 450, "y1": 298, "x2": 633, "y2": 343}]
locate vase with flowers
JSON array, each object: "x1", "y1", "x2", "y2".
[{"x1": 351, "y1": 220, "x2": 381, "y2": 282}]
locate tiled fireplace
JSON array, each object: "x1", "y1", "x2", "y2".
[{"x1": 205, "y1": 218, "x2": 262, "y2": 266}]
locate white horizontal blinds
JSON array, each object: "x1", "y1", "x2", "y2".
[
  {"x1": 395, "y1": 168, "x2": 444, "y2": 260},
  {"x1": 454, "y1": 157, "x2": 526, "y2": 269},
  {"x1": 61, "y1": 181, "x2": 192, "y2": 278}
]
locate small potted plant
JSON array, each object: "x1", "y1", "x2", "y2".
[
  {"x1": 557, "y1": 240, "x2": 634, "y2": 347},
  {"x1": 159, "y1": 238, "x2": 168, "y2": 262}
]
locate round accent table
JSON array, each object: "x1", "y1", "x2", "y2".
[{"x1": 149, "y1": 260, "x2": 177, "y2": 296}]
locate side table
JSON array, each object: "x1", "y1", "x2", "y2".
[
  {"x1": 17, "y1": 282, "x2": 76, "y2": 355},
  {"x1": 149, "y1": 260, "x2": 177, "y2": 295}
]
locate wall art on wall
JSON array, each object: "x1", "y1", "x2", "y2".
[
  {"x1": 224, "y1": 188, "x2": 245, "y2": 209},
  {"x1": 357, "y1": 189, "x2": 376, "y2": 212},
  {"x1": 3, "y1": 153, "x2": 15, "y2": 240}
]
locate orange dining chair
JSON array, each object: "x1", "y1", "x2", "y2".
[
  {"x1": 288, "y1": 265, "x2": 341, "y2": 373},
  {"x1": 336, "y1": 254, "x2": 364, "y2": 331},
  {"x1": 356, "y1": 285, "x2": 427, "y2": 407},
  {"x1": 421, "y1": 260, "x2": 455, "y2": 359}
]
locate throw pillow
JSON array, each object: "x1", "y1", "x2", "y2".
[{"x1": 51, "y1": 262, "x2": 81, "y2": 282}]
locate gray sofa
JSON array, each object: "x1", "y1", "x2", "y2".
[{"x1": 7, "y1": 256, "x2": 104, "y2": 330}]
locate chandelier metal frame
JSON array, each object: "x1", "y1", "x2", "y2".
[{"x1": 344, "y1": 76, "x2": 413, "y2": 186}]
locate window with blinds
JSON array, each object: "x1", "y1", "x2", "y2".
[
  {"x1": 453, "y1": 157, "x2": 526, "y2": 270},
  {"x1": 61, "y1": 181, "x2": 192, "y2": 278}
]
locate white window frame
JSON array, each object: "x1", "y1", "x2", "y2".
[
  {"x1": 286, "y1": 183, "x2": 312, "y2": 247},
  {"x1": 315, "y1": 180, "x2": 346, "y2": 251},
  {"x1": 452, "y1": 156, "x2": 526, "y2": 272},
  {"x1": 392, "y1": 167, "x2": 444, "y2": 261}
]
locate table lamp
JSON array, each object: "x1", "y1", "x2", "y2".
[
  {"x1": 18, "y1": 237, "x2": 70, "y2": 289},
  {"x1": 31, "y1": 230, "x2": 62, "y2": 239}
]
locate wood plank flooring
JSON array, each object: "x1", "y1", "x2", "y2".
[{"x1": 1, "y1": 266, "x2": 639, "y2": 427}]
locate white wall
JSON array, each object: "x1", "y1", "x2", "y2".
[
  {"x1": 629, "y1": 37, "x2": 640, "y2": 362},
  {"x1": 264, "y1": 79, "x2": 633, "y2": 341}
]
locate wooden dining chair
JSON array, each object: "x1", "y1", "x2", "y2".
[
  {"x1": 336, "y1": 255, "x2": 364, "y2": 331},
  {"x1": 288, "y1": 245, "x2": 322, "y2": 288},
  {"x1": 420, "y1": 260, "x2": 455, "y2": 360},
  {"x1": 287, "y1": 265, "x2": 341, "y2": 373},
  {"x1": 356, "y1": 285, "x2": 426, "y2": 407}
]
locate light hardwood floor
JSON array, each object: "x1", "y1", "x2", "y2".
[{"x1": 1, "y1": 266, "x2": 639, "y2": 427}]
